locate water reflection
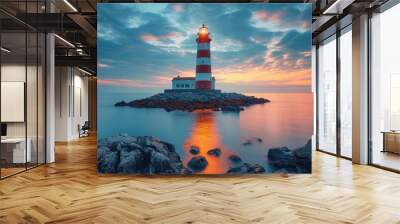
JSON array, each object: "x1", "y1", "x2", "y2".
[{"x1": 183, "y1": 110, "x2": 234, "y2": 174}]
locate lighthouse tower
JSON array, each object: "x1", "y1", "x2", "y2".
[{"x1": 195, "y1": 24, "x2": 213, "y2": 90}]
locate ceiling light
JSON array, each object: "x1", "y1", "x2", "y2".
[
  {"x1": 78, "y1": 67, "x2": 93, "y2": 76},
  {"x1": 323, "y1": 0, "x2": 342, "y2": 14},
  {"x1": 63, "y1": 0, "x2": 78, "y2": 12},
  {"x1": 323, "y1": 0, "x2": 354, "y2": 15},
  {"x1": 1, "y1": 47, "x2": 11, "y2": 53},
  {"x1": 54, "y1": 34, "x2": 75, "y2": 48}
]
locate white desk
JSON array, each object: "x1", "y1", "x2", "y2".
[{"x1": 1, "y1": 138, "x2": 31, "y2": 163}]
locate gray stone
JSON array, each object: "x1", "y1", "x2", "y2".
[
  {"x1": 190, "y1": 146, "x2": 200, "y2": 155},
  {"x1": 242, "y1": 140, "x2": 252, "y2": 146},
  {"x1": 228, "y1": 154, "x2": 242, "y2": 164},
  {"x1": 187, "y1": 156, "x2": 208, "y2": 172}
]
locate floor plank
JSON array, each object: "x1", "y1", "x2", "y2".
[{"x1": 1, "y1": 135, "x2": 400, "y2": 224}]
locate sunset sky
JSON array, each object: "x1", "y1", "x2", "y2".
[{"x1": 98, "y1": 3, "x2": 312, "y2": 93}]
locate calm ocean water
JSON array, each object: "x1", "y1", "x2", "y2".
[{"x1": 98, "y1": 88, "x2": 313, "y2": 174}]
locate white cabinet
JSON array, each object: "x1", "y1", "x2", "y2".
[{"x1": 1, "y1": 138, "x2": 31, "y2": 163}]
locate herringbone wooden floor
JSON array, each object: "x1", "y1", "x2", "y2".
[{"x1": 1, "y1": 135, "x2": 400, "y2": 224}]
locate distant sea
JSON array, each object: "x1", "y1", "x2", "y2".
[{"x1": 98, "y1": 89, "x2": 313, "y2": 174}]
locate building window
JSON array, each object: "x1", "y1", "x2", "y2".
[
  {"x1": 317, "y1": 35, "x2": 337, "y2": 155},
  {"x1": 339, "y1": 26, "x2": 352, "y2": 158},
  {"x1": 370, "y1": 3, "x2": 400, "y2": 171}
]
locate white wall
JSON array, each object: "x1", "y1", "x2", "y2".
[
  {"x1": 172, "y1": 79, "x2": 195, "y2": 89},
  {"x1": 55, "y1": 67, "x2": 89, "y2": 141}
]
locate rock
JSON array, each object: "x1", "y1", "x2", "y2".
[
  {"x1": 293, "y1": 140, "x2": 311, "y2": 172},
  {"x1": 221, "y1": 105, "x2": 244, "y2": 112},
  {"x1": 267, "y1": 147, "x2": 297, "y2": 172},
  {"x1": 294, "y1": 140, "x2": 311, "y2": 159},
  {"x1": 267, "y1": 140, "x2": 312, "y2": 173},
  {"x1": 248, "y1": 164, "x2": 266, "y2": 173},
  {"x1": 150, "y1": 151, "x2": 174, "y2": 174},
  {"x1": 227, "y1": 163, "x2": 265, "y2": 174},
  {"x1": 189, "y1": 146, "x2": 200, "y2": 155},
  {"x1": 207, "y1": 148, "x2": 221, "y2": 157},
  {"x1": 97, "y1": 146, "x2": 119, "y2": 173},
  {"x1": 228, "y1": 154, "x2": 242, "y2": 164},
  {"x1": 118, "y1": 147, "x2": 145, "y2": 173},
  {"x1": 115, "y1": 100, "x2": 127, "y2": 107},
  {"x1": 242, "y1": 140, "x2": 252, "y2": 146},
  {"x1": 187, "y1": 156, "x2": 208, "y2": 172},
  {"x1": 97, "y1": 134, "x2": 186, "y2": 174}
]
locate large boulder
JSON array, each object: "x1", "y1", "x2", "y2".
[
  {"x1": 228, "y1": 154, "x2": 242, "y2": 164},
  {"x1": 97, "y1": 134, "x2": 186, "y2": 174},
  {"x1": 267, "y1": 140, "x2": 312, "y2": 173},
  {"x1": 187, "y1": 156, "x2": 208, "y2": 172}
]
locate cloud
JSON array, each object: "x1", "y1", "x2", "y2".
[
  {"x1": 98, "y1": 25, "x2": 120, "y2": 41},
  {"x1": 253, "y1": 10, "x2": 282, "y2": 22},
  {"x1": 141, "y1": 32, "x2": 180, "y2": 42},
  {"x1": 172, "y1": 3, "x2": 184, "y2": 13},
  {"x1": 98, "y1": 63, "x2": 110, "y2": 68},
  {"x1": 98, "y1": 78, "x2": 166, "y2": 88},
  {"x1": 127, "y1": 16, "x2": 146, "y2": 28},
  {"x1": 250, "y1": 6, "x2": 311, "y2": 33},
  {"x1": 98, "y1": 3, "x2": 312, "y2": 93}
]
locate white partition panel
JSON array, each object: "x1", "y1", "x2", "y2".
[{"x1": 1, "y1": 82, "x2": 25, "y2": 122}]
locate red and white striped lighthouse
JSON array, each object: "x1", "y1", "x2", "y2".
[{"x1": 195, "y1": 24, "x2": 213, "y2": 90}]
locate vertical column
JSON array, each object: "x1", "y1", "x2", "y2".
[
  {"x1": 312, "y1": 45, "x2": 317, "y2": 150},
  {"x1": 352, "y1": 14, "x2": 369, "y2": 164},
  {"x1": 46, "y1": 1, "x2": 55, "y2": 163}
]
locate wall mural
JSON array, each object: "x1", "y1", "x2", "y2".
[{"x1": 97, "y1": 3, "x2": 313, "y2": 175}]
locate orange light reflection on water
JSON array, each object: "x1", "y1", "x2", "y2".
[{"x1": 183, "y1": 110, "x2": 234, "y2": 174}]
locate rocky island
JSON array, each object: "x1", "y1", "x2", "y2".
[{"x1": 115, "y1": 90, "x2": 270, "y2": 112}]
